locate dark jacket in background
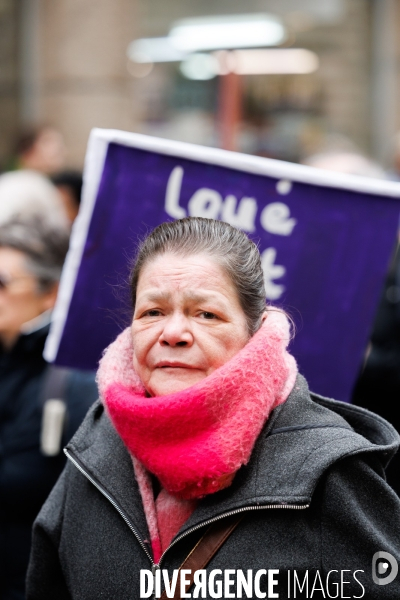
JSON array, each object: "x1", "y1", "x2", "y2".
[
  {"x1": 352, "y1": 245, "x2": 400, "y2": 495},
  {"x1": 27, "y1": 375, "x2": 400, "y2": 599},
  {"x1": 0, "y1": 324, "x2": 98, "y2": 600}
]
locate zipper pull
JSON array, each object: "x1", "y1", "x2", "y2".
[{"x1": 152, "y1": 564, "x2": 161, "y2": 599}]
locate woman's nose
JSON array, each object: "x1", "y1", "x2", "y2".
[{"x1": 159, "y1": 314, "x2": 193, "y2": 347}]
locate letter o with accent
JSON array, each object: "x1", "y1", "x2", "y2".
[{"x1": 188, "y1": 188, "x2": 222, "y2": 219}]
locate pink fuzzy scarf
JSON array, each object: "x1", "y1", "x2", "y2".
[{"x1": 97, "y1": 309, "x2": 297, "y2": 501}]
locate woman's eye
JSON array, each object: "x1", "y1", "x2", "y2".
[
  {"x1": 200, "y1": 311, "x2": 217, "y2": 320},
  {"x1": 143, "y1": 309, "x2": 162, "y2": 317}
]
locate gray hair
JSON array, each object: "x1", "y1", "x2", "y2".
[
  {"x1": 130, "y1": 217, "x2": 267, "y2": 336},
  {"x1": 0, "y1": 170, "x2": 68, "y2": 227},
  {"x1": 0, "y1": 216, "x2": 69, "y2": 291}
]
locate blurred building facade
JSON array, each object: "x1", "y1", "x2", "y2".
[{"x1": 1, "y1": 0, "x2": 400, "y2": 168}]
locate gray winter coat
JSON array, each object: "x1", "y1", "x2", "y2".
[{"x1": 26, "y1": 375, "x2": 400, "y2": 599}]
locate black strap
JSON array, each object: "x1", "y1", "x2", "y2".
[{"x1": 160, "y1": 513, "x2": 243, "y2": 600}]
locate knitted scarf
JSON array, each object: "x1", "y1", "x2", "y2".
[{"x1": 97, "y1": 309, "x2": 297, "y2": 501}]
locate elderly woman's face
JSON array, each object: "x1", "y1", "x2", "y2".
[{"x1": 132, "y1": 253, "x2": 250, "y2": 396}]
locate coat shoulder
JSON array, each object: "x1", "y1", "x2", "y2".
[{"x1": 250, "y1": 374, "x2": 400, "y2": 505}]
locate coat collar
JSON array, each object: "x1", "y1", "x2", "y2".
[{"x1": 66, "y1": 373, "x2": 400, "y2": 545}]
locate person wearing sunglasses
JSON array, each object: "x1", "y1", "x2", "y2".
[{"x1": 0, "y1": 217, "x2": 98, "y2": 600}]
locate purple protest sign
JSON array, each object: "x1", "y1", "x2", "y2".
[{"x1": 45, "y1": 129, "x2": 400, "y2": 401}]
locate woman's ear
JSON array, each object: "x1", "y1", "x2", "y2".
[{"x1": 261, "y1": 310, "x2": 268, "y2": 324}]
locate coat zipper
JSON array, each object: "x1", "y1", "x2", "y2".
[
  {"x1": 157, "y1": 501, "x2": 309, "y2": 566},
  {"x1": 64, "y1": 448, "x2": 153, "y2": 562},
  {"x1": 65, "y1": 448, "x2": 309, "y2": 588}
]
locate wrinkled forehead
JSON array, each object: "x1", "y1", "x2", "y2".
[
  {"x1": 138, "y1": 251, "x2": 228, "y2": 284},
  {"x1": 135, "y1": 252, "x2": 241, "y2": 305}
]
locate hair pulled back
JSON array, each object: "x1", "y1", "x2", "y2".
[{"x1": 130, "y1": 217, "x2": 267, "y2": 336}]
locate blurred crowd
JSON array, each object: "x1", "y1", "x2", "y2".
[
  {"x1": 0, "y1": 126, "x2": 98, "y2": 600},
  {"x1": 0, "y1": 123, "x2": 399, "y2": 600}
]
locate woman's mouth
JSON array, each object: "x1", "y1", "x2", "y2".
[{"x1": 156, "y1": 362, "x2": 195, "y2": 369}]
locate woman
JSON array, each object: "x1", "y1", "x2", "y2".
[
  {"x1": 0, "y1": 217, "x2": 97, "y2": 600},
  {"x1": 27, "y1": 218, "x2": 400, "y2": 599}
]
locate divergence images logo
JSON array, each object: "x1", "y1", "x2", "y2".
[{"x1": 372, "y1": 552, "x2": 398, "y2": 586}]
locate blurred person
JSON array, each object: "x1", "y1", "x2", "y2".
[
  {"x1": 0, "y1": 170, "x2": 68, "y2": 229},
  {"x1": 51, "y1": 171, "x2": 83, "y2": 223},
  {"x1": 27, "y1": 218, "x2": 400, "y2": 599},
  {"x1": 301, "y1": 132, "x2": 387, "y2": 179},
  {"x1": 0, "y1": 217, "x2": 98, "y2": 600},
  {"x1": 7, "y1": 126, "x2": 66, "y2": 176},
  {"x1": 352, "y1": 234, "x2": 400, "y2": 495}
]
